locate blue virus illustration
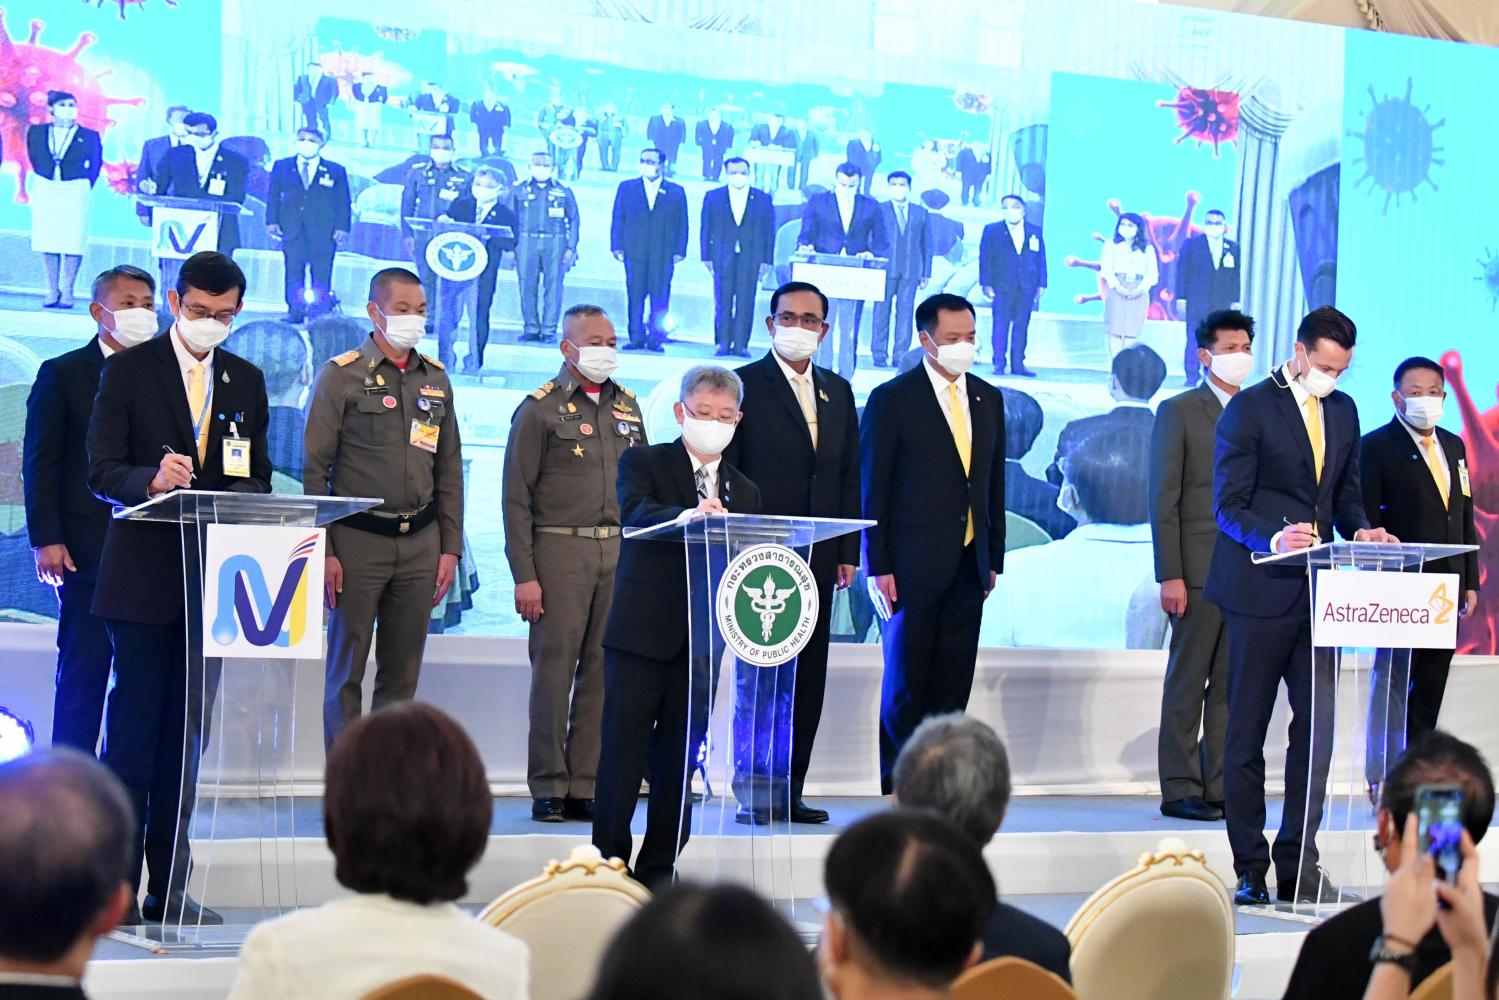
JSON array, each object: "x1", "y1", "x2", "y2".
[
  {"x1": 1478, "y1": 248, "x2": 1499, "y2": 312},
  {"x1": 1346, "y1": 78, "x2": 1444, "y2": 214}
]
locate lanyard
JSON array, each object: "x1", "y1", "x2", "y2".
[{"x1": 191, "y1": 380, "x2": 215, "y2": 444}]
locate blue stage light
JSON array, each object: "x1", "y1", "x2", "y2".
[
  {"x1": 658, "y1": 313, "x2": 679, "y2": 335},
  {"x1": 0, "y1": 708, "x2": 34, "y2": 764},
  {"x1": 302, "y1": 288, "x2": 318, "y2": 304}
]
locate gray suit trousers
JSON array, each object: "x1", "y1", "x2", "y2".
[{"x1": 1158, "y1": 587, "x2": 1229, "y2": 802}]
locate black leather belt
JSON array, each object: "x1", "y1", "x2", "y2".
[{"x1": 342, "y1": 503, "x2": 437, "y2": 537}]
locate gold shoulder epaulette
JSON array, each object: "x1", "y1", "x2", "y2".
[
  {"x1": 530, "y1": 379, "x2": 557, "y2": 400},
  {"x1": 616, "y1": 383, "x2": 636, "y2": 398},
  {"x1": 332, "y1": 350, "x2": 361, "y2": 367},
  {"x1": 421, "y1": 353, "x2": 445, "y2": 370}
]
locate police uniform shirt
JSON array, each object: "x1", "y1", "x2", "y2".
[
  {"x1": 517, "y1": 180, "x2": 579, "y2": 247},
  {"x1": 401, "y1": 162, "x2": 471, "y2": 234}
]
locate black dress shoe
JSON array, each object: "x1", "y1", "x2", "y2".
[
  {"x1": 142, "y1": 892, "x2": 222, "y2": 925},
  {"x1": 120, "y1": 901, "x2": 143, "y2": 926},
  {"x1": 1012, "y1": 365, "x2": 1037, "y2": 378},
  {"x1": 1205, "y1": 799, "x2": 1225, "y2": 811},
  {"x1": 789, "y1": 798, "x2": 830, "y2": 824},
  {"x1": 1234, "y1": 871, "x2": 1269, "y2": 906},
  {"x1": 1160, "y1": 796, "x2": 1223, "y2": 822},
  {"x1": 621, "y1": 341, "x2": 649, "y2": 352},
  {"x1": 517, "y1": 333, "x2": 542, "y2": 343},
  {"x1": 562, "y1": 797, "x2": 594, "y2": 822},
  {"x1": 1277, "y1": 867, "x2": 1358, "y2": 905},
  {"x1": 714, "y1": 346, "x2": 729, "y2": 356},
  {"x1": 531, "y1": 797, "x2": 565, "y2": 823},
  {"x1": 734, "y1": 806, "x2": 771, "y2": 826},
  {"x1": 645, "y1": 343, "x2": 666, "y2": 353}
]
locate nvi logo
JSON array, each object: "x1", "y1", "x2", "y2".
[
  {"x1": 156, "y1": 220, "x2": 209, "y2": 256},
  {"x1": 210, "y1": 534, "x2": 319, "y2": 649}
]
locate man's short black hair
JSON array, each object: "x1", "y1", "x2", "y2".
[
  {"x1": 182, "y1": 111, "x2": 217, "y2": 132},
  {"x1": 723, "y1": 156, "x2": 749, "y2": 171},
  {"x1": 1205, "y1": 208, "x2": 1225, "y2": 220},
  {"x1": 368, "y1": 266, "x2": 423, "y2": 304},
  {"x1": 177, "y1": 251, "x2": 246, "y2": 304},
  {"x1": 825, "y1": 810, "x2": 996, "y2": 988},
  {"x1": 915, "y1": 293, "x2": 975, "y2": 334},
  {"x1": 1393, "y1": 356, "x2": 1444, "y2": 389},
  {"x1": 165, "y1": 104, "x2": 191, "y2": 120},
  {"x1": 1111, "y1": 343, "x2": 1167, "y2": 400},
  {"x1": 835, "y1": 161, "x2": 863, "y2": 179},
  {"x1": 91, "y1": 263, "x2": 155, "y2": 304},
  {"x1": 1195, "y1": 309, "x2": 1256, "y2": 350},
  {"x1": 296, "y1": 127, "x2": 325, "y2": 142},
  {"x1": 640, "y1": 147, "x2": 665, "y2": 162},
  {"x1": 1000, "y1": 387, "x2": 1044, "y2": 460},
  {"x1": 1000, "y1": 193, "x2": 1025, "y2": 208},
  {"x1": 1380, "y1": 730, "x2": 1495, "y2": 845},
  {"x1": 887, "y1": 170, "x2": 912, "y2": 185},
  {"x1": 770, "y1": 281, "x2": 828, "y2": 320},
  {"x1": 1062, "y1": 426, "x2": 1151, "y2": 525},
  {"x1": 1296, "y1": 306, "x2": 1357, "y2": 350}
]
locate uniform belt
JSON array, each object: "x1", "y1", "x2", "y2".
[
  {"x1": 342, "y1": 503, "x2": 437, "y2": 537},
  {"x1": 521, "y1": 231, "x2": 563, "y2": 238},
  {"x1": 535, "y1": 525, "x2": 621, "y2": 539}
]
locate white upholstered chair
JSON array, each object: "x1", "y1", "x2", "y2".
[{"x1": 952, "y1": 955, "x2": 1078, "y2": 1000}]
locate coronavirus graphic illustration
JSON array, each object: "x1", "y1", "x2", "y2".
[
  {"x1": 1064, "y1": 192, "x2": 1202, "y2": 321},
  {"x1": 85, "y1": 0, "x2": 178, "y2": 18},
  {"x1": 0, "y1": 8, "x2": 144, "y2": 201},
  {"x1": 1477, "y1": 249, "x2": 1499, "y2": 312},
  {"x1": 1346, "y1": 78, "x2": 1444, "y2": 214},
  {"x1": 1439, "y1": 351, "x2": 1499, "y2": 653},
  {"x1": 1156, "y1": 87, "x2": 1239, "y2": 157}
]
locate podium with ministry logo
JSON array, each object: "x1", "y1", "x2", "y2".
[
  {"x1": 624, "y1": 511, "x2": 871, "y2": 919},
  {"x1": 409, "y1": 215, "x2": 515, "y2": 368},
  {"x1": 1251, "y1": 539, "x2": 1476, "y2": 919},
  {"x1": 110, "y1": 490, "x2": 379, "y2": 948}
]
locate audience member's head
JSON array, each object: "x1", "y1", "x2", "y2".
[
  {"x1": 587, "y1": 883, "x2": 821, "y2": 1000},
  {"x1": 1109, "y1": 343, "x2": 1167, "y2": 403},
  {"x1": 234, "y1": 320, "x2": 312, "y2": 407},
  {"x1": 1377, "y1": 730, "x2": 1494, "y2": 874},
  {"x1": 307, "y1": 314, "x2": 367, "y2": 365},
  {"x1": 323, "y1": 702, "x2": 491, "y2": 905},
  {"x1": 0, "y1": 749, "x2": 134, "y2": 980},
  {"x1": 1058, "y1": 426, "x2": 1151, "y2": 526},
  {"x1": 891, "y1": 713, "x2": 1012, "y2": 846},
  {"x1": 999, "y1": 387, "x2": 1044, "y2": 461},
  {"x1": 822, "y1": 811, "x2": 996, "y2": 997}
]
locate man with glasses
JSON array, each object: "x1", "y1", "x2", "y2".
[
  {"x1": 141, "y1": 113, "x2": 249, "y2": 260},
  {"x1": 612, "y1": 148, "x2": 687, "y2": 353},
  {"x1": 722, "y1": 282, "x2": 859, "y2": 824}
]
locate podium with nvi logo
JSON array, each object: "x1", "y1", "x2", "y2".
[
  {"x1": 1250, "y1": 540, "x2": 1476, "y2": 920},
  {"x1": 109, "y1": 490, "x2": 379, "y2": 948},
  {"x1": 623, "y1": 512, "x2": 871, "y2": 922},
  {"x1": 136, "y1": 195, "x2": 248, "y2": 260}
]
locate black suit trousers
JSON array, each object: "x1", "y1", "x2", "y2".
[
  {"x1": 1223, "y1": 605, "x2": 1335, "y2": 882},
  {"x1": 991, "y1": 291, "x2": 1033, "y2": 370},
  {"x1": 282, "y1": 230, "x2": 336, "y2": 317},
  {"x1": 49, "y1": 572, "x2": 113, "y2": 753},
  {"x1": 472, "y1": 259, "x2": 502, "y2": 359},
  {"x1": 878, "y1": 544, "x2": 984, "y2": 792},
  {"x1": 712, "y1": 255, "x2": 759, "y2": 352},
  {"x1": 872, "y1": 277, "x2": 919, "y2": 363},
  {"x1": 623, "y1": 252, "x2": 676, "y2": 347}
]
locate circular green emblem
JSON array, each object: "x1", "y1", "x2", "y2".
[{"x1": 715, "y1": 544, "x2": 820, "y2": 667}]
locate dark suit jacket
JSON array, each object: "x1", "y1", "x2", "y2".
[
  {"x1": 749, "y1": 124, "x2": 798, "y2": 150},
  {"x1": 610, "y1": 178, "x2": 688, "y2": 261},
  {"x1": 1176, "y1": 234, "x2": 1241, "y2": 312},
  {"x1": 723, "y1": 353, "x2": 861, "y2": 567},
  {"x1": 23, "y1": 340, "x2": 114, "y2": 579},
  {"x1": 1005, "y1": 460, "x2": 1074, "y2": 540},
  {"x1": 798, "y1": 191, "x2": 889, "y2": 258},
  {"x1": 151, "y1": 143, "x2": 250, "y2": 253},
  {"x1": 86, "y1": 334, "x2": 272, "y2": 624},
  {"x1": 878, "y1": 201, "x2": 931, "y2": 280},
  {"x1": 136, "y1": 134, "x2": 177, "y2": 219},
  {"x1": 861, "y1": 362, "x2": 1006, "y2": 589},
  {"x1": 412, "y1": 94, "x2": 459, "y2": 138},
  {"x1": 980, "y1": 901, "x2": 1072, "y2": 983},
  {"x1": 646, "y1": 115, "x2": 686, "y2": 157},
  {"x1": 695, "y1": 120, "x2": 734, "y2": 154},
  {"x1": 265, "y1": 156, "x2": 352, "y2": 239},
  {"x1": 293, "y1": 73, "x2": 338, "y2": 108},
  {"x1": 26, "y1": 124, "x2": 102, "y2": 183},
  {"x1": 845, "y1": 139, "x2": 882, "y2": 176},
  {"x1": 956, "y1": 147, "x2": 992, "y2": 185},
  {"x1": 1361, "y1": 417, "x2": 1480, "y2": 592},
  {"x1": 1048, "y1": 405, "x2": 1156, "y2": 486},
  {"x1": 602, "y1": 440, "x2": 760, "y2": 661},
  {"x1": 979, "y1": 221, "x2": 1046, "y2": 294},
  {"x1": 1204, "y1": 373, "x2": 1370, "y2": 618},
  {"x1": 1150, "y1": 384, "x2": 1225, "y2": 589},
  {"x1": 0, "y1": 982, "x2": 87, "y2": 999},
  {"x1": 445, "y1": 196, "x2": 519, "y2": 256},
  {"x1": 468, "y1": 100, "x2": 510, "y2": 132},
  {"x1": 699, "y1": 185, "x2": 775, "y2": 267}
]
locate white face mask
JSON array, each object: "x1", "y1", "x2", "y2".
[
  {"x1": 176, "y1": 315, "x2": 230, "y2": 353},
  {"x1": 1004, "y1": 207, "x2": 1024, "y2": 224},
  {"x1": 928, "y1": 338, "x2": 976, "y2": 377},
  {"x1": 1401, "y1": 395, "x2": 1444, "y2": 430},
  {"x1": 1118, "y1": 225, "x2": 1138, "y2": 242},
  {"x1": 429, "y1": 148, "x2": 453, "y2": 166},
  {"x1": 52, "y1": 105, "x2": 77, "y2": 123},
  {"x1": 773, "y1": 324, "x2": 820, "y2": 363},
  {"x1": 726, "y1": 172, "x2": 750, "y2": 190},
  {"x1": 639, "y1": 163, "x2": 660, "y2": 180},
  {"x1": 378, "y1": 310, "x2": 426, "y2": 350},
  {"x1": 530, "y1": 166, "x2": 553, "y2": 182},
  {"x1": 103, "y1": 307, "x2": 157, "y2": 348},
  {"x1": 296, "y1": 140, "x2": 320, "y2": 159},
  {"x1": 889, "y1": 186, "x2": 909, "y2": 203},
  {"x1": 1204, "y1": 223, "x2": 1226, "y2": 237},
  {"x1": 1296, "y1": 348, "x2": 1338, "y2": 398},
  {"x1": 189, "y1": 134, "x2": 216, "y2": 151},
  {"x1": 1056, "y1": 482, "x2": 1080, "y2": 519},
  {"x1": 1209, "y1": 351, "x2": 1253, "y2": 387},
  {"x1": 571, "y1": 345, "x2": 618, "y2": 383},
  {"x1": 680, "y1": 414, "x2": 736, "y2": 457},
  {"x1": 473, "y1": 184, "x2": 501, "y2": 204}
]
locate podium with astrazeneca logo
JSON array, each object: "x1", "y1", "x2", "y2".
[
  {"x1": 108, "y1": 490, "x2": 379, "y2": 949},
  {"x1": 623, "y1": 512, "x2": 871, "y2": 920}
]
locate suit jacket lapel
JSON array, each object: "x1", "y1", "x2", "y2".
[
  {"x1": 1272, "y1": 381, "x2": 1317, "y2": 482},
  {"x1": 968, "y1": 381, "x2": 993, "y2": 484},
  {"x1": 155, "y1": 336, "x2": 197, "y2": 458},
  {"x1": 761, "y1": 356, "x2": 815, "y2": 455},
  {"x1": 669, "y1": 439, "x2": 697, "y2": 508},
  {"x1": 913, "y1": 365, "x2": 967, "y2": 476}
]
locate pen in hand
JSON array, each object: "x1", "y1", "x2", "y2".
[{"x1": 162, "y1": 444, "x2": 197, "y2": 481}]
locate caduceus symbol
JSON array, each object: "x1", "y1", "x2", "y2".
[{"x1": 743, "y1": 573, "x2": 794, "y2": 642}]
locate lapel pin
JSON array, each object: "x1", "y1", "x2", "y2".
[
  {"x1": 221, "y1": 370, "x2": 230, "y2": 383},
  {"x1": 818, "y1": 388, "x2": 829, "y2": 402}
]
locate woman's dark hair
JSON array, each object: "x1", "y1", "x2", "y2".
[
  {"x1": 323, "y1": 702, "x2": 491, "y2": 904},
  {"x1": 1113, "y1": 212, "x2": 1148, "y2": 252},
  {"x1": 587, "y1": 884, "x2": 821, "y2": 1000},
  {"x1": 46, "y1": 90, "x2": 76, "y2": 108}
]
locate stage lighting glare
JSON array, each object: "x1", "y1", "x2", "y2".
[
  {"x1": 658, "y1": 313, "x2": 679, "y2": 334},
  {"x1": 0, "y1": 708, "x2": 35, "y2": 764},
  {"x1": 302, "y1": 288, "x2": 318, "y2": 304}
]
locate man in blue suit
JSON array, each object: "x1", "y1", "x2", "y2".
[
  {"x1": 265, "y1": 128, "x2": 351, "y2": 323},
  {"x1": 611, "y1": 148, "x2": 688, "y2": 354},
  {"x1": 797, "y1": 161, "x2": 889, "y2": 380},
  {"x1": 1204, "y1": 306, "x2": 1395, "y2": 907}
]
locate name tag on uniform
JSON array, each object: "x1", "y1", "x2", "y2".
[
  {"x1": 1223, "y1": 252, "x2": 1236, "y2": 268},
  {"x1": 223, "y1": 437, "x2": 251, "y2": 477},
  {"x1": 207, "y1": 177, "x2": 226, "y2": 196},
  {"x1": 1028, "y1": 235, "x2": 1040, "y2": 252},
  {"x1": 548, "y1": 205, "x2": 565, "y2": 218},
  {"x1": 319, "y1": 175, "x2": 334, "y2": 188},
  {"x1": 439, "y1": 189, "x2": 457, "y2": 200},
  {"x1": 1460, "y1": 459, "x2": 1472, "y2": 497},
  {"x1": 410, "y1": 419, "x2": 439, "y2": 453}
]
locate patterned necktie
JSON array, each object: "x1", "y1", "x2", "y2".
[
  {"x1": 947, "y1": 383, "x2": 974, "y2": 545},
  {"x1": 300, "y1": 159, "x2": 313, "y2": 188},
  {"x1": 896, "y1": 202, "x2": 907, "y2": 232},
  {"x1": 1422, "y1": 436, "x2": 1449, "y2": 508},
  {"x1": 1302, "y1": 394, "x2": 1323, "y2": 483},
  {"x1": 188, "y1": 363, "x2": 208, "y2": 464},
  {"x1": 793, "y1": 374, "x2": 819, "y2": 449},
  {"x1": 695, "y1": 465, "x2": 710, "y2": 500}
]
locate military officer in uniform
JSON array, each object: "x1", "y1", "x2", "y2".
[
  {"x1": 503, "y1": 304, "x2": 646, "y2": 823},
  {"x1": 304, "y1": 267, "x2": 465, "y2": 750},
  {"x1": 514, "y1": 151, "x2": 580, "y2": 344},
  {"x1": 399, "y1": 135, "x2": 471, "y2": 359}
]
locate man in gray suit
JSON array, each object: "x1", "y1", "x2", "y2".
[
  {"x1": 871, "y1": 171, "x2": 931, "y2": 368},
  {"x1": 1148, "y1": 309, "x2": 1256, "y2": 822}
]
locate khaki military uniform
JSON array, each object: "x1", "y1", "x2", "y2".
[
  {"x1": 503, "y1": 364, "x2": 647, "y2": 799},
  {"x1": 304, "y1": 336, "x2": 464, "y2": 750},
  {"x1": 399, "y1": 159, "x2": 472, "y2": 365}
]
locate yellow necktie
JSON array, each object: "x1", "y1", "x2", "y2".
[
  {"x1": 947, "y1": 383, "x2": 974, "y2": 545},
  {"x1": 1422, "y1": 436, "x2": 1449, "y2": 508},
  {"x1": 1303, "y1": 394, "x2": 1323, "y2": 483},
  {"x1": 793, "y1": 374, "x2": 818, "y2": 450},
  {"x1": 189, "y1": 363, "x2": 208, "y2": 464}
]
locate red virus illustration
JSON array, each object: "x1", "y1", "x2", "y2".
[
  {"x1": 0, "y1": 8, "x2": 145, "y2": 202},
  {"x1": 1346, "y1": 79, "x2": 1444, "y2": 214},
  {"x1": 84, "y1": 0, "x2": 178, "y2": 19},
  {"x1": 1156, "y1": 87, "x2": 1239, "y2": 158},
  {"x1": 1064, "y1": 192, "x2": 1202, "y2": 321},
  {"x1": 1440, "y1": 351, "x2": 1499, "y2": 653}
]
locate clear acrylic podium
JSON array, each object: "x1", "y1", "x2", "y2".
[
  {"x1": 1251, "y1": 540, "x2": 1476, "y2": 919},
  {"x1": 623, "y1": 512, "x2": 871, "y2": 921},
  {"x1": 108, "y1": 490, "x2": 379, "y2": 948}
]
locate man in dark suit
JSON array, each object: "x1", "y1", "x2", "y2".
[
  {"x1": 143, "y1": 113, "x2": 249, "y2": 257},
  {"x1": 645, "y1": 103, "x2": 686, "y2": 178},
  {"x1": 845, "y1": 131, "x2": 881, "y2": 195},
  {"x1": 1360, "y1": 356, "x2": 1480, "y2": 743},
  {"x1": 797, "y1": 162, "x2": 890, "y2": 380},
  {"x1": 1204, "y1": 306, "x2": 1393, "y2": 906},
  {"x1": 265, "y1": 128, "x2": 351, "y2": 323},
  {"x1": 722, "y1": 282, "x2": 860, "y2": 824},
  {"x1": 871, "y1": 171, "x2": 931, "y2": 368},
  {"x1": 998, "y1": 387, "x2": 1075, "y2": 540},
  {"x1": 748, "y1": 113, "x2": 797, "y2": 193},
  {"x1": 955, "y1": 143, "x2": 991, "y2": 206},
  {"x1": 701, "y1": 157, "x2": 774, "y2": 358},
  {"x1": 1047, "y1": 344, "x2": 1166, "y2": 485},
  {"x1": 468, "y1": 91, "x2": 511, "y2": 157},
  {"x1": 412, "y1": 82, "x2": 460, "y2": 144},
  {"x1": 1148, "y1": 310, "x2": 1256, "y2": 824},
  {"x1": 293, "y1": 62, "x2": 337, "y2": 137},
  {"x1": 979, "y1": 194, "x2": 1047, "y2": 377},
  {"x1": 1176, "y1": 209, "x2": 1242, "y2": 387},
  {"x1": 24, "y1": 265, "x2": 158, "y2": 752},
  {"x1": 441, "y1": 166, "x2": 519, "y2": 373},
  {"x1": 611, "y1": 148, "x2": 688, "y2": 353},
  {"x1": 134, "y1": 104, "x2": 189, "y2": 226},
  {"x1": 592, "y1": 366, "x2": 761, "y2": 889},
  {"x1": 862, "y1": 294, "x2": 1005, "y2": 790},
  {"x1": 694, "y1": 108, "x2": 734, "y2": 182},
  {"x1": 87, "y1": 251, "x2": 272, "y2": 925}
]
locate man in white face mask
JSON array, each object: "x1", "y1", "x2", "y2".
[
  {"x1": 1204, "y1": 306, "x2": 1395, "y2": 909},
  {"x1": 265, "y1": 127, "x2": 351, "y2": 323},
  {"x1": 514, "y1": 151, "x2": 580, "y2": 344},
  {"x1": 502, "y1": 304, "x2": 646, "y2": 824},
  {"x1": 613, "y1": 148, "x2": 688, "y2": 353},
  {"x1": 440, "y1": 166, "x2": 519, "y2": 373},
  {"x1": 593, "y1": 365, "x2": 761, "y2": 889},
  {"x1": 1176, "y1": 209, "x2": 1243, "y2": 388},
  {"x1": 702, "y1": 156, "x2": 774, "y2": 357}
]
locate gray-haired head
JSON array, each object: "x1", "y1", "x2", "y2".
[
  {"x1": 679, "y1": 365, "x2": 744, "y2": 406},
  {"x1": 891, "y1": 713, "x2": 1011, "y2": 846},
  {"x1": 91, "y1": 264, "x2": 155, "y2": 305}
]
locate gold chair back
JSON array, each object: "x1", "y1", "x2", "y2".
[
  {"x1": 361, "y1": 974, "x2": 486, "y2": 1000},
  {"x1": 1410, "y1": 962, "x2": 1453, "y2": 1000},
  {"x1": 952, "y1": 956, "x2": 1078, "y2": 1000}
]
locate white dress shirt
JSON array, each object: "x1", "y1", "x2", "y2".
[
  {"x1": 297, "y1": 155, "x2": 321, "y2": 186},
  {"x1": 1398, "y1": 409, "x2": 1450, "y2": 484},
  {"x1": 1205, "y1": 377, "x2": 1233, "y2": 410},
  {"x1": 923, "y1": 355, "x2": 972, "y2": 442},
  {"x1": 1100, "y1": 242, "x2": 1160, "y2": 291},
  {"x1": 728, "y1": 184, "x2": 748, "y2": 225},
  {"x1": 689, "y1": 451, "x2": 721, "y2": 499},
  {"x1": 772, "y1": 349, "x2": 818, "y2": 439},
  {"x1": 171, "y1": 326, "x2": 215, "y2": 398},
  {"x1": 836, "y1": 190, "x2": 855, "y2": 237},
  {"x1": 1008, "y1": 221, "x2": 1025, "y2": 253},
  {"x1": 98, "y1": 335, "x2": 117, "y2": 360},
  {"x1": 194, "y1": 142, "x2": 219, "y2": 186},
  {"x1": 1206, "y1": 234, "x2": 1225, "y2": 268},
  {"x1": 227, "y1": 893, "x2": 531, "y2": 1000},
  {"x1": 1266, "y1": 362, "x2": 1328, "y2": 553},
  {"x1": 642, "y1": 176, "x2": 662, "y2": 210}
]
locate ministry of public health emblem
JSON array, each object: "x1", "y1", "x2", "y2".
[
  {"x1": 426, "y1": 230, "x2": 489, "y2": 282},
  {"x1": 716, "y1": 544, "x2": 819, "y2": 667}
]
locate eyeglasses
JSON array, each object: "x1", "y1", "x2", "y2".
[
  {"x1": 680, "y1": 404, "x2": 738, "y2": 425},
  {"x1": 774, "y1": 311, "x2": 825, "y2": 330},
  {"x1": 182, "y1": 303, "x2": 237, "y2": 325}
]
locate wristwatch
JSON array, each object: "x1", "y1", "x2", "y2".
[{"x1": 1369, "y1": 936, "x2": 1419, "y2": 975}]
